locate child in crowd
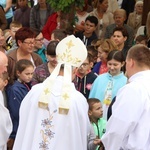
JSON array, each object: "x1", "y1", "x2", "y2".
[
  {"x1": 135, "y1": 35, "x2": 148, "y2": 46},
  {"x1": 0, "y1": 71, "x2": 9, "y2": 106},
  {"x1": 31, "y1": 40, "x2": 58, "y2": 86},
  {"x1": 87, "y1": 98, "x2": 106, "y2": 150},
  {"x1": 74, "y1": 53, "x2": 97, "y2": 99},
  {"x1": 4, "y1": 21, "x2": 22, "y2": 53},
  {"x1": 6, "y1": 59, "x2": 34, "y2": 150},
  {"x1": 87, "y1": 45, "x2": 98, "y2": 66},
  {"x1": 89, "y1": 50, "x2": 127, "y2": 119},
  {"x1": 51, "y1": 29, "x2": 67, "y2": 41},
  {"x1": 75, "y1": 15, "x2": 98, "y2": 46}
]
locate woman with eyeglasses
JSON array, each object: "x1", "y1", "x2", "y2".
[
  {"x1": 7, "y1": 27, "x2": 43, "y2": 83},
  {"x1": 31, "y1": 28, "x2": 47, "y2": 63}
]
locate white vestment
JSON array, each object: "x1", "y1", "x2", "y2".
[
  {"x1": 13, "y1": 76, "x2": 91, "y2": 150},
  {"x1": 0, "y1": 91, "x2": 12, "y2": 150},
  {"x1": 101, "y1": 70, "x2": 150, "y2": 150}
]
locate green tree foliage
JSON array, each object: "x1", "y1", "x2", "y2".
[{"x1": 47, "y1": 0, "x2": 85, "y2": 12}]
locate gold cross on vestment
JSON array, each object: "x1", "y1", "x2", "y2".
[{"x1": 66, "y1": 40, "x2": 74, "y2": 49}]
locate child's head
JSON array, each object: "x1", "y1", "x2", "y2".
[
  {"x1": 15, "y1": 59, "x2": 34, "y2": 83},
  {"x1": 9, "y1": 21, "x2": 22, "y2": 39},
  {"x1": 51, "y1": 29, "x2": 67, "y2": 41},
  {"x1": 77, "y1": 53, "x2": 94, "y2": 76},
  {"x1": 87, "y1": 98, "x2": 103, "y2": 122},
  {"x1": 107, "y1": 50, "x2": 125, "y2": 76},
  {"x1": 0, "y1": 71, "x2": 9, "y2": 91},
  {"x1": 87, "y1": 45, "x2": 98, "y2": 63},
  {"x1": 135, "y1": 35, "x2": 148, "y2": 46},
  {"x1": 84, "y1": 16, "x2": 98, "y2": 35},
  {"x1": 46, "y1": 40, "x2": 59, "y2": 67}
]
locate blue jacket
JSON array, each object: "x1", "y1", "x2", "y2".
[
  {"x1": 6, "y1": 81, "x2": 31, "y2": 139},
  {"x1": 89, "y1": 72, "x2": 127, "y2": 102}
]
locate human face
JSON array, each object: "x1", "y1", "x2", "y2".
[
  {"x1": 89, "y1": 102, "x2": 103, "y2": 122},
  {"x1": 17, "y1": 66, "x2": 34, "y2": 83},
  {"x1": 0, "y1": 54, "x2": 8, "y2": 74},
  {"x1": 10, "y1": 27, "x2": 21, "y2": 39},
  {"x1": 84, "y1": 20, "x2": 96, "y2": 35},
  {"x1": 97, "y1": 46, "x2": 108, "y2": 62},
  {"x1": 19, "y1": 38, "x2": 35, "y2": 54},
  {"x1": 0, "y1": 30, "x2": 5, "y2": 47},
  {"x1": 35, "y1": 33, "x2": 44, "y2": 49},
  {"x1": 136, "y1": 40, "x2": 147, "y2": 46},
  {"x1": 47, "y1": 55, "x2": 57, "y2": 67},
  {"x1": 135, "y1": 3, "x2": 143, "y2": 14},
  {"x1": 17, "y1": 0, "x2": 27, "y2": 8},
  {"x1": 114, "y1": 14, "x2": 126, "y2": 27},
  {"x1": 78, "y1": 58, "x2": 92, "y2": 76},
  {"x1": 99, "y1": 0, "x2": 108, "y2": 12},
  {"x1": 111, "y1": 31, "x2": 126, "y2": 47},
  {"x1": 107, "y1": 59, "x2": 123, "y2": 76}
]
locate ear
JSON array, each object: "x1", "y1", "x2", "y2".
[
  {"x1": 17, "y1": 40, "x2": 23, "y2": 47},
  {"x1": 121, "y1": 61, "x2": 125, "y2": 67},
  {"x1": 89, "y1": 62, "x2": 94, "y2": 68},
  {"x1": 4, "y1": 80, "x2": 8, "y2": 87},
  {"x1": 124, "y1": 36, "x2": 127, "y2": 42},
  {"x1": 88, "y1": 110, "x2": 92, "y2": 116},
  {"x1": 16, "y1": 70, "x2": 20, "y2": 77}
]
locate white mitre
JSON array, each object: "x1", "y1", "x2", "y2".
[{"x1": 38, "y1": 35, "x2": 87, "y2": 114}]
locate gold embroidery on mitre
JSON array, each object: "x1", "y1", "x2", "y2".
[
  {"x1": 66, "y1": 40, "x2": 74, "y2": 49},
  {"x1": 57, "y1": 48, "x2": 82, "y2": 65}
]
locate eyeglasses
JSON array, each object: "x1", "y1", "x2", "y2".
[
  {"x1": 23, "y1": 41, "x2": 35, "y2": 46},
  {"x1": 35, "y1": 38, "x2": 44, "y2": 42}
]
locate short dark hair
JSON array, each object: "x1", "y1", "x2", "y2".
[
  {"x1": 85, "y1": 16, "x2": 98, "y2": 26},
  {"x1": 51, "y1": 29, "x2": 67, "y2": 41},
  {"x1": 135, "y1": 35, "x2": 148, "y2": 44},
  {"x1": 113, "y1": 27, "x2": 128, "y2": 37},
  {"x1": 107, "y1": 50, "x2": 125, "y2": 63},
  {"x1": 47, "y1": 40, "x2": 59, "y2": 55},
  {"x1": 15, "y1": 27, "x2": 35, "y2": 44},
  {"x1": 87, "y1": 98, "x2": 101, "y2": 110},
  {"x1": 87, "y1": 45, "x2": 98, "y2": 59}
]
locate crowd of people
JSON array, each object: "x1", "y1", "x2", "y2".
[{"x1": 0, "y1": 0, "x2": 150, "y2": 150}]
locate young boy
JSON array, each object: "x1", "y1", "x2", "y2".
[
  {"x1": 75, "y1": 15, "x2": 98, "y2": 46},
  {"x1": 87, "y1": 98, "x2": 106, "y2": 150},
  {"x1": 4, "y1": 21, "x2": 22, "y2": 53},
  {"x1": 135, "y1": 35, "x2": 148, "y2": 46},
  {"x1": 74, "y1": 53, "x2": 97, "y2": 98},
  {"x1": 87, "y1": 45, "x2": 98, "y2": 66}
]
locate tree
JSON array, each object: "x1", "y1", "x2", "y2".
[{"x1": 47, "y1": 0, "x2": 85, "y2": 13}]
